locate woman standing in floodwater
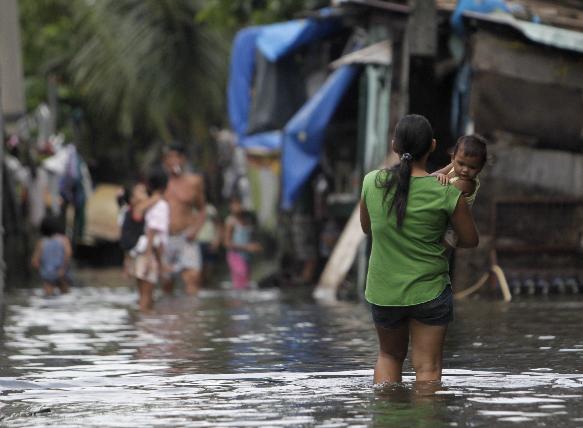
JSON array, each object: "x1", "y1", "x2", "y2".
[{"x1": 360, "y1": 114, "x2": 479, "y2": 384}]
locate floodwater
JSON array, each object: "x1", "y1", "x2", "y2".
[{"x1": 0, "y1": 269, "x2": 582, "y2": 427}]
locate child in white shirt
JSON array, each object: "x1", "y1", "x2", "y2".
[{"x1": 129, "y1": 168, "x2": 169, "y2": 310}]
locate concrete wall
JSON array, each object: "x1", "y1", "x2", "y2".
[{"x1": 0, "y1": 0, "x2": 25, "y2": 119}]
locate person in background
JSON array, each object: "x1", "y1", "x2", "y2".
[
  {"x1": 162, "y1": 143, "x2": 206, "y2": 295},
  {"x1": 289, "y1": 178, "x2": 319, "y2": 286},
  {"x1": 128, "y1": 168, "x2": 170, "y2": 311},
  {"x1": 360, "y1": 114, "x2": 479, "y2": 385},
  {"x1": 197, "y1": 200, "x2": 222, "y2": 284},
  {"x1": 224, "y1": 195, "x2": 262, "y2": 290},
  {"x1": 118, "y1": 182, "x2": 160, "y2": 276},
  {"x1": 31, "y1": 215, "x2": 72, "y2": 296}
]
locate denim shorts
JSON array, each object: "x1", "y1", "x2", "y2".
[{"x1": 370, "y1": 286, "x2": 453, "y2": 328}]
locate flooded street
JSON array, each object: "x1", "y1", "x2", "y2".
[{"x1": 1, "y1": 270, "x2": 582, "y2": 427}]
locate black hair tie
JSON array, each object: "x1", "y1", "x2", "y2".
[{"x1": 401, "y1": 153, "x2": 413, "y2": 162}]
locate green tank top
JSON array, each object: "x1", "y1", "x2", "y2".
[{"x1": 361, "y1": 170, "x2": 461, "y2": 306}]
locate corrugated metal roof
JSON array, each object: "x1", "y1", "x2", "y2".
[
  {"x1": 437, "y1": 0, "x2": 583, "y2": 32},
  {"x1": 465, "y1": 10, "x2": 583, "y2": 53},
  {"x1": 331, "y1": 0, "x2": 410, "y2": 14}
]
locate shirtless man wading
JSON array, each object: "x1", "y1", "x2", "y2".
[{"x1": 162, "y1": 143, "x2": 206, "y2": 295}]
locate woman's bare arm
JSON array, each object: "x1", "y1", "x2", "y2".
[
  {"x1": 452, "y1": 179, "x2": 476, "y2": 196},
  {"x1": 450, "y1": 197, "x2": 479, "y2": 248},
  {"x1": 360, "y1": 199, "x2": 371, "y2": 235}
]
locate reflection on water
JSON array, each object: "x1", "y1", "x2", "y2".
[{"x1": 0, "y1": 272, "x2": 582, "y2": 426}]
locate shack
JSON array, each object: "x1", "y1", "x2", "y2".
[
  {"x1": 441, "y1": 1, "x2": 583, "y2": 295},
  {"x1": 227, "y1": 1, "x2": 423, "y2": 290},
  {"x1": 227, "y1": 0, "x2": 583, "y2": 299}
]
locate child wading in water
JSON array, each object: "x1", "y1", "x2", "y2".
[
  {"x1": 118, "y1": 182, "x2": 161, "y2": 275},
  {"x1": 224, "y1": 196, "x2": 262, "y2": 289},
  {"x1": 32, "y1": 216, "x2": 72, "y2": 296},
  {"x1": 431, "y1": 135, "x2": 487, "y2": 247},
  {"x1": 127, "y1": 169, "x2": 170, "y2": 310}
]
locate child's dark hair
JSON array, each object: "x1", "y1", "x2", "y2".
[
  {"x1": 40, "y1": 215, "x2": 63, "y2": 237},
  {"x1": 117, "y1": 186, "x2": 131, "y2": 208},
  {"x1": 242, "y1": 209, "x2": 256, "y2": 225},
  {"x1": 229, "y1": 193, "x2": 242, "y2": 204},
  {"x1": 164, "y1": 141, "x2": 187, "y2": 156},
  {"x1": 453, "y1": 134, "x2": 488, "y2": 166},
  {"x1": 147, "y1": 167, "x2": 168, "y2": 193},
  {"x1": 376, "y1": 114, "x2": 433, "y2": 228}
]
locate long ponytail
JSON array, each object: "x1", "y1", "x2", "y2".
[{"x1": 375, "y1": 115, "x2": 433, "y2": 228}]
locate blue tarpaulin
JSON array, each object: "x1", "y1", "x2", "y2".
[
  {"x1": 451, "y1": 0, "x2": 510, "y2": 34},
  {"x1": 281, "y1": 65, "x2": 359, "y2": 210},
  {"x1": 227, "y1": 16, "x2": 342, "y2": 149},
  {"x1": 256, "y1": 18, "x2": 340, "y2": 62},
  {"x1": 227, "y1": 27, "x2": 261, "y2": 139},
  {"x1": 240, "y1": 131, "x2": 283, "y2": 152}
]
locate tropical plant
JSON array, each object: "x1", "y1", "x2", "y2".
[
  {"x1": 197, "y1": 0, "x2": 330, "y2": 32},
  {"x1": 20, "y1": 0, "x2": 227, "y2": 176},
  {"x1": 68, "y1": 0, "x2": 227, "y2": 143},
  {"x1": 19, "y1": 0, "x2": 326, "y2": 177}
]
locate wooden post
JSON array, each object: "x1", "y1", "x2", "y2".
[
  {"x1": 408, "y1": 0, "x2": 437, "y2": 57},
  {"x1": 0, "y1": 0, "x2": 26, "y2": 294},
  {"x1": 0, "y1": 78, "x2": 4, "y2": 297},
  {"x1": 313, "y1": 204, "x2": 366, "y2": 301}
]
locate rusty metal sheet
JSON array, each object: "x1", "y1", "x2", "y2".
[{"x1": 470, "y1": 72, "x2": 583, "y2": 149}]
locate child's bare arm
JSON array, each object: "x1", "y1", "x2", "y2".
[
  {"x1": 143, "y1": 228, "x2": 157, "y2": 274},
  {"x1": 247, "y1": 241, "x2": 263, "y2": 253},
  {"x1": 431, "y1": 162, "x2": 453, "y2": 177},
  {"x1": 452, "y1": 179, "x2": 476, "y2": 196},
  {"x1": 61, "y1": 236, "x2": 72, "y2": 267},
  {"x1": 31, "y1": 241, "x2": 42, "y2": 269},
  {"x1": 132, "y1": 194, "x2": 161, "y2": 222},
  {"x1": 145, "y1": 228, "x2": 156, "y2": 256},
  {"x1": 431, "y1": 162, "x2": 453, "y2": 186},
  {"x1": 57, "y1": 236, "x2": 72, "y2": 277},
  {"x1": 223, "y1": 218, "x2": 233, "y2": 249}
]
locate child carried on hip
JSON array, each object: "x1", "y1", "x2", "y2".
[{"x1": 431, "y1": 134, "x2": 487, "y2": 247}]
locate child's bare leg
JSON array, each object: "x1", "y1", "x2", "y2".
[
  {"x1": 410, "y1": 319, "x2": 447, "y2": 382},
  {"x1": 374, "y1": 323, "x2": 409, "y2": 384},
  {"x1": 43, "y1": 282, "x2": 56, "y2": 296},
  {"x1": 300, "y1": 258, "x2": 318, "y2": 284},
  {"x1": 162, "y1": 278, "x2": 174, "y2": 295},
  {"x1": 137, "y1": 279, "x2": 155, "y2": 311},
  {"x1": 182, "y1": 268, "x2": 201, "y2": 295},
  {"x1": 57, "y1": 279, "x2": 70, "y2": 294}
]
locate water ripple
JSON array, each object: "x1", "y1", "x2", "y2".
[{"x1": 1, "y1": 281, "x2": 582, "y2": 426}]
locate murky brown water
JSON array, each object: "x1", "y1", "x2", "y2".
[{"x1": 1, "y1": 269, "x2": 582, "y2": 427}]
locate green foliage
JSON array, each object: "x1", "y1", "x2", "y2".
[
  {"x1": 197, "y1": 0, "x2": 330, "y2": 31},
  {"x1": 19, "y1": 0, "x2": 75, "y2": 110},
  {"x1": 197, "y1": 0, "x2": 330, "y2": 33},
  {"x1": 19, "y1": 0, "x2": 227, "y2": 174},
  {"x1": 18, "y1": 0, "x2": 326, "y2": 178},
  {"x1": 67, "y1": 0, "x2": 227, "y2": 142}
]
